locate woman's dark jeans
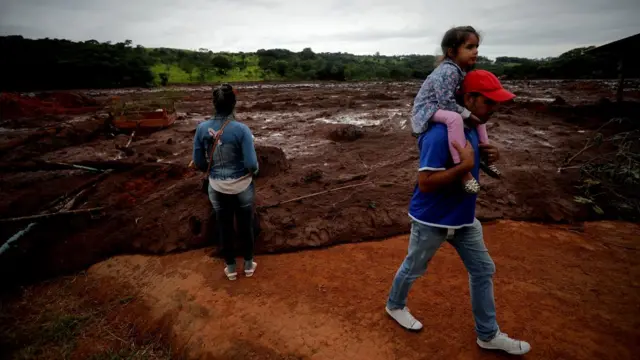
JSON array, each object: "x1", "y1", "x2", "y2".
[{"x1": 207, "y1": 182, "x2": 255, "y2": 270}]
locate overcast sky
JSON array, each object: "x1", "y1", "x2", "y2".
[{"x1": 1, "y1": 0, "x2": 639, "y2": 58}]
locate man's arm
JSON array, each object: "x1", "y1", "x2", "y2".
[{"x1": 418, "y1": 141, "x2": 474, "y2": 193}]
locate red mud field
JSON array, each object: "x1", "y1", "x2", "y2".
[{"x1": 1, "y1": 80, "x2": 639, "y2": 359}]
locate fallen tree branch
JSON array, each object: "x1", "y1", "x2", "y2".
[
  {"x1": 125, "y1": 131, "x2": 136, "y2": 148},
  {"x1": 0, "y1": 128, "x2": 56, "y2": 155},
  {"x1": 43, "y1": 161, "x2": 102, "y2": 173},
  {"x1": 60, "y1": 187, "x2": 91, "y2": 212},
  {"x1": 258, "y1": 182, "x2": 373, "y2": 210},
  {"x1": 0, "y1": 160, "x2": 99, "y2": 173},
  {"x1": 559, "y1": 130, "x2": 640, "y2": 172},
  {"x1": 44, "y1": 170, "x2": 113, "y2": 212},
  {"x1": 0, "y1": 159, "x2": 179, "y2": 173},
  {"x1": 0, "y1": 208, "x2": 105, "y2": 223},
  {"x1": 561, "y1": 142, "x2": 596, "y2": 169},
  {"x1": 0, "y1": 223, "x2": 37, "y2": 256}
]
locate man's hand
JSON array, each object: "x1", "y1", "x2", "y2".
[
  {"x1": 479, "y1": 143, "x2": 500, "y2": 163},
  {"x1": 452, "y1": 141, "x2": 475, "y2": 171}
]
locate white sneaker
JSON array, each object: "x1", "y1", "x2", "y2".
[
  {"x1": 224, "y1": 267, "x2": 237, "y2": 281},
  {"x1": 385, "y1": 306, "x2": 423, "y2": 331},
  {"x1": 477, "y1": 331, "x2": 531, "y2": 355},
  {"x1": 244, "y1": 262, "x2": 257, "y2": 277}
]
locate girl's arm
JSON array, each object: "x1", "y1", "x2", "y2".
[{"x1": 435, "y1": 66, "x2": 471, "y2": 119}]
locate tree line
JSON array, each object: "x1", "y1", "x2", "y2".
[
  {"x1": 0, "y1": 36, "x2": 631, "y2": 91},
  {"x1": 0, "y1": 36, "x2": 155, "y2": 91}
]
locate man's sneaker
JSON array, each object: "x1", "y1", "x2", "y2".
[
  {"x1": 385, "y1": 306, "x2": 423, "y2": 331},
  {"x1": 477, "y1": 331, "x2": 531, "y2": 355},
  {"x1": 244, "y1": 262, "x2": 257, "y2": 277},
  {"x1": 224, "y1": 267, "x2": 237, "y2": 281}
]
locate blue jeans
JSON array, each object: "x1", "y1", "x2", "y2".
[
  {"x1": 386, "y1": 219, "x2": 499, "y2": 341},
  {"x1": 208, "y1": 182, "x2": 255, "y2": 270}
]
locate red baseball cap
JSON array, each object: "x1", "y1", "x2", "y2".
[{"x1": 462, "y1": 70, "x2": 515, "y2": 102}]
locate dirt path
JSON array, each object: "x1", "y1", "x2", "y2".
[{"x1": 55, "y1": 220, "x2": 637, "y2": 359}]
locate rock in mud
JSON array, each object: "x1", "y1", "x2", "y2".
[
  {"x1": 552, "y1": 96, "x2": 567, "y2": 106},
  {"x1": 154, "y1": 145, "x2": 174, "y2": 157},
  {"x1": 302, "y1": 169, "x2": 323, "y2": 183},
  {"x1": 250, "y1": 101, "x2": 275, "y2": 111}
]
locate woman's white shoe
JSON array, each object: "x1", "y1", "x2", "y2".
[
  {"x1": 245, "y1": 262, "x2": 257, "y2": 277},
  {"x1": 224, "y1": 267, "x2": 237, "y2": 281}
]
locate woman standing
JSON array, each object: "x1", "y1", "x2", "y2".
[{"x1": 192, "y1": 84, "x2": 259, "y2": 281}]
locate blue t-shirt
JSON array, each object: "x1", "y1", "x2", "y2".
[{"x1": 408, "y1": 123, "x2": 480, "y2": 229}]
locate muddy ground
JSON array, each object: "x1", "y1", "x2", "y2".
[
  {"x1": 1, "y1": 80, "x2": 639, "y2": 285},
  {"x1": 1, "y1": 80, "x2": 639, "y2": 359}
]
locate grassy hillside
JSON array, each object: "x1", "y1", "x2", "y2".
[
  {"x1": 150, "y1": 53, "x2": 282, "y2": 84},
  {"x1": 1, "y1": 35, "x2": 623, "y2": 91}
]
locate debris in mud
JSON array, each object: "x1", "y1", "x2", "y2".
[
  {"x1": 256, "y1": 145, "x2": 289, "y2": 177},
  {"x1": 1, "y1": 116, "x2": 109, "y2": 160},
  {"x1": 326, "y1": 124, "x2": 364, "y2": 142},
  {"x1": 0, "y1": 92, "x2": 100, "y2": 120},
  {"x1": 363, "y1": 91, "x2": 396, "y2": 101},
  {"x1": 302, "y1": 169, "x2": 324, "y2": 183}
]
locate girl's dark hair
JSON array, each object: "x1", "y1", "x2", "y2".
[
  {"x1": 213, "y1": 83, "x2": 236, "y2": 116},
  {"x1": 440, "y1": 26, "x2": 480, "y2": 61}
]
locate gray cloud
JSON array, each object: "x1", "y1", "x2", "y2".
[{"x1": 1, "y1": 0, "x2": 639, "y2": 58}]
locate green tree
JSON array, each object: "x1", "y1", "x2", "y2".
[
  {"x1": 179, "y1": 60, "x2": 195, "y2": 81},
  {"x1": 237, "y1": 53, "x2": 248, "y2": 70},
  {"x1": 197, "y1": 67, "x2": 210, "y2": 82},
  {"x1": 159, "y1": 73, "x2": 169, "y2": 86},
  {"x1": 211, "y1": 55, "x2": 233, "y2": 75},
  {"x1": 274, "y1": 60, "x2": 288, "y2": 76},
  {"x1": 301, "y1": 47, "x2": 315, "y2": 60}
]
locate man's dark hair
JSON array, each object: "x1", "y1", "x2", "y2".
[
  {"x1": 440, "y1": 26, "x2": 480, "y2": 60},
  {"x1": 213, "y1": 83, "x2": 236, "y2": 116}
]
